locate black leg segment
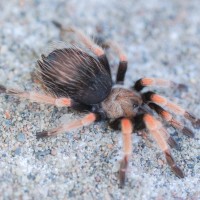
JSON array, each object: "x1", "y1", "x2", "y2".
[
  {"x1": 116, "y1": 61, "x2": 128, "y2": 84},
  {"x1": 98, "y1": 54, "x2": 111, "y2": 76}
]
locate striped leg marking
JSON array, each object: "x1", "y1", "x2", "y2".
[
  {"x1": 149, "y1": 103, "x2": 194, "y2": 138},
  {"x1": 143, "y1": 91, "x2": 200, "y2": 127},
  {"x1": 143, "y1": 114, "x2": 184, "y2": 178},
  {"x1": 0, "y1": 84, "x2": 71, "y2": 107},
  {"x1": 134, "y1": 77, "x2": 187, "y2": 92}
]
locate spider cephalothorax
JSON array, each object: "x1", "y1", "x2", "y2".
[
  {"x1": 101, "y1": 88, "x2": 142, "y2": 119},
  {"x1": 0, "y1": 24, "x2": 199, "y2": 188}
]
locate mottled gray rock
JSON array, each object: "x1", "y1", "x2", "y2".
[{"x1": 0, "y1": 0, "x2": 199, "y2": 200}]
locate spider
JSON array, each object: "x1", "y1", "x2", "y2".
[{"x1": 0, "y1": 25, "x2": 199, "y2": 188}]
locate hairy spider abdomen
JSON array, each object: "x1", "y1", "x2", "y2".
[
  {"x1": 37, "y1": 48, "x2": 112, "y2": 105},
  {"x1": 101, "y1": 88, "x2": 142, "y2": 119}
]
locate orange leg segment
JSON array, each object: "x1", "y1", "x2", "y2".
[
  {"x1": 0, "y1": 84, "x2": 71, "y2": 107},
  {"x1": 134, "y1": 77, "x2": 187, "y2": 92},
  {"x1": 53, "y1": 22, "x2": 104, "y2": 57},
  {"x1": 119, "y1": 118, "x2": 133, "y2": 188},
  {"x1": 149, "y1": 103, "x2": 194, "y2": 138},
  {"x1": 143, "y1": 114, "x2": 184, "y2": 178},
  {"x1": 143, "y1": 91, "x2": 200, "y2": 127},
  {"x1": 36, "y1": 113, "x2": 97, "y2": 139}
]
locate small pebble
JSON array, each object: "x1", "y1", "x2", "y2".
[
  {"x1": 5, "y1": 120, "x2": 12, "y2": 126},
  {"x1": 95, "y1": 176, "x2": 101, "y2": 182},
  {"x1": 16, "y1": 133, "x2": 26, "y2": 142},
  {"x1": 35, "y1": 149, "x2": 51, "y2": 159},
  {"x1": 158, "y1": 159, "x2": 165, "y2": 166},
  {"x1": 5, "y1": 110, "x2": 11, "y2": 119},
  {"x1": 14, "y1": 147, "x2": 21, "y2": 156},
  {"x1": 187, "y1": 164, "x2": 194, "y2": 169},
  {"x1": 27, "y1": 174, "x2": 36, "y2": 181},
  {"x1": 107, "y1": 144, "x2": 113, "y2": 149},
  {"x1": 2, "y1": 153, "x2": 6, "y2": 157},
  {"x1": 51, "y1": 148, "x2": 57, "y2": 156}
]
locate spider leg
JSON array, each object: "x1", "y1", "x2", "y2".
[
  {"x1": 133, "y1": 77, "x2": 187, "y2": 92},
  {"x1": 109, "y1": 118, "x2": 153, "y2": 144},
  {"x1": 142, "y1": 91, "x2": 200, "y2": 128},
  {"x1": 149, "y1": 103, "x2": 194, "y2": 138},
  {"x1": 0, "y1": 84, "x2": 71, "y2": 107},
  {"x1": 53, "y1": 22, "x2": 111, "y2": 75},
  {"x1": 108, "y1": 118, "x2": 122, "y2": 130},
  {"x1": 141, "y1": 114, "x2": 184, "y2": 178},
  {"x1": 66, "y1": 26, "x2": 104, "y2": 56},
  {"x1": 103, "y1": 40, "x2": 127, "y2": 84},
  {"x1": 52, "y1": 22, "x2": 104, "y2": 56},
  {"x1": 119, "y1": 118, "x2": 133, "y2": 188},
  {"x1": 36, "y1": 113, "x2": 97, "y2": 139},
  {"x1": 109, "y1": 115, "x2": 182, "y2": 180},
  {"x1": 68, "y1": 26, "x2": 111, "y2": 75},
  {"x1": 134, "y1": 114, "x2": 178, "y2": 149}
]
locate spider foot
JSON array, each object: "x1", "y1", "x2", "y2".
[
  {"x1": 176, "y1": 83, "x2": 188, "y2": 92},
  {"x1": 192, "y1": 119, "x2": 200, "y2": 129},
  {"x1": 167, "y1": 137, "x2": 180, "y2": 151},
  {"x1": 36, "y1": 131, "x2": 49, "y2": 140},
  {"x1": 0, "y1": 85, "x2": 6, "y2": 93},
  {"x1": 171, "y1": 165, "x2": 184, "y2": 179},
  {"x1": 184, "y1": 112, "x2": 200, "y2": 129},
  {"x1": 182, "y1": 127, "x2": 194, "y2": 138},
  {"x1": 52, "y1": 20, "x2": 62, "y2": 29},
  {"x1": 165, "y1": 151, "x2": 184, "y2": 178},
  {"x1": 119, "y1": 156, "x2": 128, "y2": 188}
]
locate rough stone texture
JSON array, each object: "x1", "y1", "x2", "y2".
[{"x1": 0, "y1": 0, "x2": 200, "y2": 199}]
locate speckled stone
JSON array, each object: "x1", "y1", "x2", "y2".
[{"x1": 0, "y1": 0, "x2": 200, "y2": 200}]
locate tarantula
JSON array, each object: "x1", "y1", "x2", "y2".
[{"x1": 0, "y1": 25, "x2": 199, "y2": 188}]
